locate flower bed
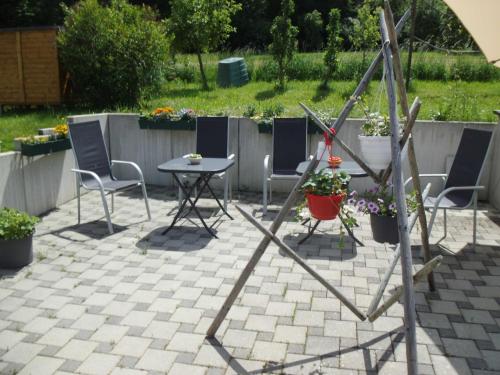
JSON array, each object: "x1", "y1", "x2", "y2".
[{"x1": 139, "y1": 106, "x2": 196, "y2": 131}]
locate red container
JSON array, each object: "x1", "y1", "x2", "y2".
[{"x1": 306, "y1": 193, "x2": 345, "y2": 220}]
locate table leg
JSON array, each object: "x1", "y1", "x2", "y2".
[
  {"x1": 339, "y1": 213, "x2": 364, "y2": 246},
  {"x1": 298, "y1": 220, "x2": 321, "y2": 244},
  {"x1": 162, "y1": 173, "x2": 217, "y2": 238},
  {"x1": 201, "y1": 174, "x2": 234, "y2": 220}
]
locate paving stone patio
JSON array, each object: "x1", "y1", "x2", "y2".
[{"x1": 1, "y1": 185, "x2": 500, "y2": 374}]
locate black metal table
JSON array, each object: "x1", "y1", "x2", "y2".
[
  {"x1": 296, "y1": 160, "x2": 367, "y2": 245},
  {"x1": 158, "y1": 157, "x2": 234, "y2": 238}
]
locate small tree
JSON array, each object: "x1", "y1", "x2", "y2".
[
  {"x1": 322, "y1": 8, "x2": 342, "y2": 88},
  {"x1": 168, "y1": 0, "x2": 241, "y2": 90},
  {"x1": 301, "y1": 10, "x2": 323, "y2": 52},
  {"x1": 350, "y1": 0, "x2": 379, "y2": 67},
  {"x1": 270, "y1": 0, "x2": 298, "y2": 90},
  {"x1": 58, "y1": 0, "x2": 170, "y2": 107}
]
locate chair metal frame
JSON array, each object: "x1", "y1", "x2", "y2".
[
  {"x1": 178, "y1": 116, "x2": 234, "y2": 211},
  {"x1": 263, "y1": 117, "x2": 309, "y2": 214},
  {"x1": 405, "y1": 127, "x2": 494, "y2": 249},
  {"x1": 69, "y1": 121, "x2": 151, "y2": 234}
]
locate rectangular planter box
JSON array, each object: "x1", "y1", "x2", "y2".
[
  {"x1": 138, "y1": 117, "x2": 195, "y2": 131},
  {"x1": 257, "y1": 118, "x2": 323, "y2": 134},
  {"x1": 257, "y1": 121, "x2": 272, "y2": 134},
  {"x1": 21, "y1": 138, "x2": 71, "y2": 157}
]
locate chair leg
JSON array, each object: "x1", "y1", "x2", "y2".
[
  {"x1": 111, "y1": 192, "x2": 115, "y2": 213},
  {"x1": 473, "y1": 191, "x2": 478, "y2": 249},
  {"x1": 427, "y1": 207, "x2": 439, "y2": 241},
  {"x1": 263, "y1": 177, "x2": 268, "y2": 215},
  {"x1": 178, "y1": 184, "x2": 183, "y2": 209},
  {"x1": 99, "y1": 187, "x2": 114, "y2": 234},
  {"x1": 223, "y1": 173, "x2": 229, "y2": 211},
  {"x1": 443, "y1": 208, "x2": 447, "y2": 240},
  {"x1": 77, "y1": 182, "x2": 81, "y2": 224},
  {"x1": 141, "y1": 183, "x2": 152, "y2": 220},
  {"x1": 269, "y1": 179, "x2": 272, "y2": 204}
]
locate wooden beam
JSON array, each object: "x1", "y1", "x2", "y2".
[
  {"x1": 368, "y1": 256, "x2": 442, "y2": 322},
  {"x1": 300, "y1": 102, "x2": 381, "y2": 183},
  {"x1": 235, "y1": 205, "x2": 366, "y2": 321},
  {"x1": 206, "y1": 156, "x2": 319, "y2": 337},
  {"x1": 381, "y1": 10, "x2": 418, "y2": 375},
  {"x1": 332, "y1": 9, "x2": 411, "y2": 132},
  {"x1": 367, "y1": 183, "x2": 431, "y2": 316},
  {"x1": 384, "y1": 1, "x2": 435, "y2": 291}
]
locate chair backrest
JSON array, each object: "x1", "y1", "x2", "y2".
[
  {"x1": 273, "y1": 118, "x2": 308, "y2": 175},
  {"x1": 68, "y1": 120, "x2": 112, "y2": 184},
  {"x1": 445, "y1": 127, "x2": 493, "y2": 207},
  {"x1": 196, "y1": 116, "x2": 229, "y2": 158}
]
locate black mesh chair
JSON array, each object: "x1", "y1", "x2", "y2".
[
  {"x1": 263, "y1": 118, "x2": 308, "y2": 214},
  {"x1": 406, "y1": 127, "x2": 494, "y2": 248},
  {"x1": 69, "y1": 120, "x2": 151, "y2": 234},
  {"x1": 178, "y1": 116, "x2": 233, "y2": 210}
]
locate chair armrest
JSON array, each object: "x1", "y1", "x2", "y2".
[
  {"x1": 111, "y1": 160, "x2": 145, "y2": 182},
  {"x1": 72, "y1": 168, "x2": 105, "y2": 190},
  {"x1": 404, "y1": 173, "x2": 448, "y2": 188},
  {"x1": 431, "y1": 185, "x2": 484, "y2": 209},
  {"x1": 264, "y1": 155, "x2": 270, "y2": 177},
  {"x1": 182, "y1": 154, "x2": 190, "y2": 158},
  {"x1": 228, "y1": 153, "x2": 235, "y2": 160}
]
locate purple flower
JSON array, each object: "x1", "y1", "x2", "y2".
[
  {"x1": 368, "y1": 186, "x2": 378, "y2": 193},
  {"x1": 368, "y1": 202, "x2": 380, "y2": 214},
  {"x1": 347, "y1": 198, "x2": 355, "y2": 205},
  {"x1": 389, "y1": 203, "x2": 396, "y2": 212},
  {"x1": 357, "y1": 199, "x2": 366, "y2": 208},
  {"x1": 349, "y1": 190, "x2": 357, "y2": 197}
]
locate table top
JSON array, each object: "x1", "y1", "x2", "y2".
[
  {"x1": 158, "y1": 157, "x2": 234, "y2": 174},
  {"x1": 296, "y1": 160, "x2": 367, "y2": 177}
]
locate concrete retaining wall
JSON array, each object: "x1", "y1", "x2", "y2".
[{"x1": 0, "y1": 112, "x2": 498, "y2": 216}]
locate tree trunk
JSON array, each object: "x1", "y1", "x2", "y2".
[
  {"x1": 406, "y1": 0, "x2": 418, "y2": 90},
  {"x1": 197, "y1": 52, "x2": 209, "y2": 90}
]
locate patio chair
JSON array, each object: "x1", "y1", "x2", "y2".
[
  {"x1": 263, "y1": 118, "x2": 308, "y2": 214},
  {"x1": 178, "y1": 116, "x2": 234, "y2": 210},
  {"x1": 68, "y1": 120, "x2": 151, "y2": 234},
  {"x1": 405, "y1": 127, "x2": 494, "y2": 249}
]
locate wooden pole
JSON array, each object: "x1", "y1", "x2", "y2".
[
  {"x1": 235, "y1": 205, "x2": 366, "y2": 321},
  {"x1": 332, "y1": 9, "x2": 410, "y2": 132},
  {"x1": 367, "y1": 183, "x2": 431, "y2": 316},
  {"x1": 406, "y1": 0, "x2": 418, "y2": 91},
  {"x1": 300, "y1": 102, "x2": 381, "y2": 183},
  {"x1": 384, "y1": 1, "x2": 435, "y2": 291},
  {"x1": 381, "y1": 11, "x2": 418, "y2": 375},
  {"x1": 368, "y1": 255, "x2": 442, "y2": 322},
  {"x1": 206, "y1": 157, "x2": 319, "y2": 337}
]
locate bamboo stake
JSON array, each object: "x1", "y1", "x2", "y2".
[
  {"x1": 384, "y1": 1, "x2": 435, "y2": 291},
  {"x1": 332, "y1": 9, "x2": 410, "y2": 132},
  {"x1": 381, "y1": 11, "x2": 418, "y2": 375},
  {"x1": 300, "y1": 102, "x2": 381, "y2": 183},
  {"x1": 368, "y1": 255, "x2": 442, "y2": 322},
  {"x1": 367, "y1": 183, "x2": 431, "y2": 316},
  {"x1": 206, "y1": 156, "x2": 319, "y2": 337},
  {"x1": 235, "y1": 205, "x2": 366, "y2": 321}
]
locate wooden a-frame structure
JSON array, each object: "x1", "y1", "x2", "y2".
[{"x1": 207, "y1": 3, "x2": 441, "y2": 374}]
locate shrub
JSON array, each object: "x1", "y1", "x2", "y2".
[
  {"x1": 0, "y1": 208, "x2": 39, "y2": 240},
  {"x1": 270, "y1": 0, "x2": 298, "y2": 90},
  {"x1": 300, "y1": 10, "x2": 323, "y2": 52},
  {"x1": 322, "y1": 8, "x2": 342, "y2": 87},
  {"x1": 58, "y1": 0, "x2": 170, "y2": 107}
]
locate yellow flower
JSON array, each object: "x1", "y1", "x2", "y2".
[{"x1": 53, "y1": 124, "x2": 69, "y2": 137}]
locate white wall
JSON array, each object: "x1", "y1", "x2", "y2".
[{"x1": 1, "y1": 113, "x2": 498, "y2": 216}]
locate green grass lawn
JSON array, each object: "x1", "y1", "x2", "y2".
[{"x1": 1, "y1": 79, "x2": 499, "y2": 152}]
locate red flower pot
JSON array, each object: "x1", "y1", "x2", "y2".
[{"x1": 306, "y1": 193, "x2": 345, "y2": 220}]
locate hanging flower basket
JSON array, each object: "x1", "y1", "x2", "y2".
[
  {"x1": 358, "y1": 135, "x2": 392, "y2": 170},
  {"x1": 306, "y1": 193, "x2": 345, "y2": 220},
  {"x1": 370, "y1": 213, "x2": 399, "y2": 244}
]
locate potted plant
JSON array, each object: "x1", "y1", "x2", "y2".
[
  {"x1": 300, "y1": 169, "x2": 352, "y2": 221},
  {"x1": 348, "y1": 184, "x2": 418, "y2": 244},
  {"x1": 17, "y1": 124, "x2": 71, "y2": 157},
  {"x1": 139, "y1": 106, "x2": 196, "y2": 130},
  {"x1": 0, "y1": 208, "x2": 39, "y2": 268},
  {"x1": 355, "y1": 97, "x2": 396, "y2": 170}
]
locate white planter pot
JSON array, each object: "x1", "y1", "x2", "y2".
[{"x1": 358, "y1": 135, "x2": 392, "y2": 170}]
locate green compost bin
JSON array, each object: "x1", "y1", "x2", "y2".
[{"x1": 217, "y1": 57, "x2": 249, "y2": 87}]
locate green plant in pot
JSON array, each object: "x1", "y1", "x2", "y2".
[
  {"x1": 0, "y1": 208, "x2": 39, "y2": 268},
  {"x1": 298, "y1": 169, "x2": 354, "y2": 222},
  {"x1": 348, "y1": 184, "x2": 418, "y2": 244}
]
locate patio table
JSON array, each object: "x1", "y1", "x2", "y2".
[
  {"x1": 158, "y1": 157, "x2": 234, "y2": 238},
  {"x1": 295, "y1": 159, "x2": 367, "y2": 245}
]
